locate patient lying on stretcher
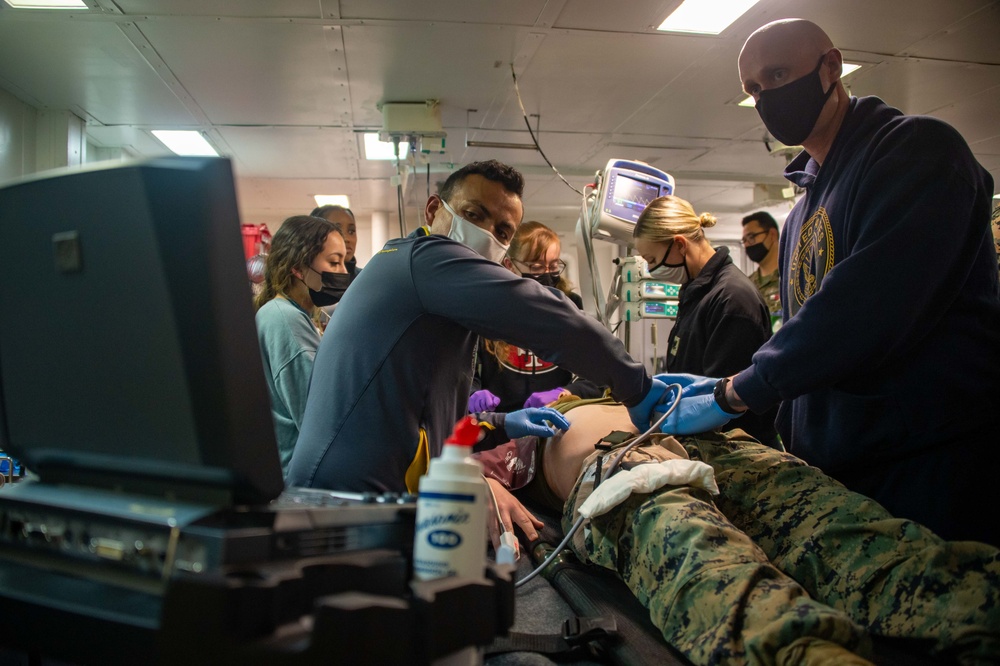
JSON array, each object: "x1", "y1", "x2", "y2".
[{"x1": 474, "y1": 397, "x2": 1000, "y2": 666}]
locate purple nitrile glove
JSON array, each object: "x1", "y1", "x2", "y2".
[
  {"x1": 524, "y1": 387, "x2": 566, "y2": 409},
  {"x1": 468, "y1": 389, "x2": 501, "y2": 413}
]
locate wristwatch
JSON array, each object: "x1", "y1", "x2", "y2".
[{"x1": 713, "y1": 378, "x2": 745, "y2": 416}]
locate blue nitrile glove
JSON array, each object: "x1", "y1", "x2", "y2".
[
  {"x1": 524, "y1": 387, "x2": 566, "y2": 409},
  {"x1": 468, "y1": 389, "x2": 501, "y2": 413},
  {"x1": 626, "y1": 378, "x2": 669, "y2": 432},
  {"x1": 654, "y1": 373, "x2": 717, "y2": 397},
  {"x1": 656, "y1": 392, "x2": 735, "y2": 436},
  {"x1": 505, "y1": 407, "x2": 571, "y2": 439}
]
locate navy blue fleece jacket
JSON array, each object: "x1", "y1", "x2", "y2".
[{"x1": 732, "y1": 96, "x2": 1000, "y2": 542}]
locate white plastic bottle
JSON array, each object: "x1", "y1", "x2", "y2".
[{"x1": 412, "y1": 416, "x2": 488, "y2": 581}]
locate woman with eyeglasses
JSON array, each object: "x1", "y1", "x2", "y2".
[
  {"x1": 254, "y1": 215, "x2": 350, "y2": 475},
  {"x1": 633, "y1": 196, "x2": 779, "y2": 447},
  {"x1": 468, "y1": 221, "x2": 605, "y2": 414}
]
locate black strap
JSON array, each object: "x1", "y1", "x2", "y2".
[{"x1": 484, "y1": 615, "x2": 618, "y2": 656}]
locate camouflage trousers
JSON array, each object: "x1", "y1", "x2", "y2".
[{"x1": 562, "y1": 429, "x2": 1000, "y2": 666}]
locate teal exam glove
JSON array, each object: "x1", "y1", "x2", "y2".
[
  {"x1": 656, "y1": 392, "x2": 734, "y2": 436},
  {"x1": 505, "y1": 407, "x2": 571, "y2": 439}
]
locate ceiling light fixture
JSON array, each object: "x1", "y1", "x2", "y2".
[
  {"x1": 657, "y1": 0, "x2": 762, "y2": 35},
  {"x1": 3, "y1": 0, "x2": 86, "y2": 7},
  {"x1": 151, "y1": 130, "x2": 219, "y2": 157},
  {"x1": 313, "y1": 195, "x2": 351, "y2": 208},
  {"x1": 738, "y1": 63, "x2": 863, "y2": 107},
  {"x1": 465, "y1": 140, "x2": 539, "y2": 151},
  {"x1": 363, "y1": 133, "x2": 409, "y2": 160}
]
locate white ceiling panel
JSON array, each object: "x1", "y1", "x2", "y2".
[
  {"x1": 508, "y1": 31, "x2": 718, "y2": 134},
  {"x1": 218, "y1": 126, "x2": 359, "y2": 178},
  {"x1": 553, "y1": 0, "x2": 681, "y2": 33},
  {"x1": 847, "y1": 60, "x2": 1000, "y2": 118},
  {"x1": 340, "y1": 0, "x2": 548, "y2": 25},
  {"x1": 726, "y1": 0, "x2": 999, "y2": 55},
  {"x1": 0, "y1": 19, "x2": 193, "y2": 125},
  {"x1": 342, "y1": 22, "x2": 521, "y2": 129},
  {"x1": 1, "y1": 0, "x2": 998, "y2": 236},
  {"x1": 113, "y1": 1, "x2": 324, "y2": 18},
  {"x1": 135, "y1": 20, "x2": 352, "y2": 126}
]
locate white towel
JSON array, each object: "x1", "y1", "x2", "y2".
[{"x1": 577, "y1": 459, "x2": 719, "y2": 519}]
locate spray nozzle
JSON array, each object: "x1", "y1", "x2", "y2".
[{"x1": 445, "y1": 415, "x2": 481, "y2": 447}]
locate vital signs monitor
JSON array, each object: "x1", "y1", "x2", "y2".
[{"x1": 591, "y1": 159, "x2": 676, "y2": 246}]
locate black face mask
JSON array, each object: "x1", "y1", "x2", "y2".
[
  {"x1": 745, "y1": 241, "x2": 770, "y2": 264},
  {"x1": 755, "y1": 53, "x2": 835, "y2": 147},
  {"x1": 524, "y1": 272, "x2": 560, "y2": 288},
  {"x1": 307, "y1": 270, "x2": 352, "y2": 307}
]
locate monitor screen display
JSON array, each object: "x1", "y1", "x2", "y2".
[
  {"x1": 0, "y1": 157, "x2": 283, "y2": 504},
  {"x1": 604, "y1": 173, "x2": 663, "y2": 223}
]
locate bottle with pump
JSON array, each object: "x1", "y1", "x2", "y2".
[{"x1": 412, "y1": 416, "x2": 488, "y2": 581}]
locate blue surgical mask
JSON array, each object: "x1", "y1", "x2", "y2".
[{"x1": 441, "y1": 200, "x2": 510, "y2": 264}]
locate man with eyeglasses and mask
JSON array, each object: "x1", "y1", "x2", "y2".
[
  {"x1": 654, "y1": 19, "x2": 1000, "y2": 546},
  {"x1": 470, "y1": 221, "x2": 605, "y2": 414},
  {"x1": 740, "y1": 211, "x2": 782, "y2": 326},
  {"x1": 289, "y1": 161, "x2": 673, "y2": 522}
]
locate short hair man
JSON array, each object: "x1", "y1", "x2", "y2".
[
  {"x1": 740, "y1": 211, "x2": 781, "y2": 317},
  {"x1": 656, "y1": 19, "x2": 1000, "y2": 545},
  {"x1": 288, "y1": 160, "x2": 669, "y2": 492}
]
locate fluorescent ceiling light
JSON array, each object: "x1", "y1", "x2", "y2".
[
  {"x1": 313, "y1": 195, "x2": 351, "y2": 208},
  {"x1": 465, "y1": 140, "x2": 538, "y2": 151},
  {"x1": 738, "y1": 63, "x2": 863, "y2": 107},
  {"x1": 657, "y1": 0, "x2": 762, "y2": 35},
  {"x1": 993, "y1": 193, "x2": 1000, "y2": 199},
  {"x1": 151, "y1": 130, "x2": 218, "y2": 156},
  {"x1": 363, "y1": 133, "x2": 408, "y2": 160},
  {"x1": 3, "y1": 0, "x2": 86, "y2": 7}
]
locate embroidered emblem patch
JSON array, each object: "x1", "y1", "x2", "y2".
[{"x1": 788, "y1": 206, "x2": 834, "y2": 316}]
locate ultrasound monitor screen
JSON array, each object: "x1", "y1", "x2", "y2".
[{"x1": 0, "y1": 157, "x2": 283, "y2": 504}]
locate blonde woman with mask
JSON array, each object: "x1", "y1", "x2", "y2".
[{"x1": 633, "y1": 195, "x2": 777, "y2": 446}]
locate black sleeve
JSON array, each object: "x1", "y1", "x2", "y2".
[
  {"x1": 471, "y1": 411, "x2": 510, "y2": 453},
  {"x1": 563, "y1": 377, "x2": 606, "y2": 400}
]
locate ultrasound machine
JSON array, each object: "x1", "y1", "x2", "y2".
[{"x1": 0, "y1": 157, "x2": 513, "y2": 664}]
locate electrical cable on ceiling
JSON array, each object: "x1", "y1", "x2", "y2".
[{"x1": 510, "y1": 64, "x2": 584, "y2": 197}]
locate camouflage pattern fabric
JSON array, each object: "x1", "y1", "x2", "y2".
[{"x1": 562, "y1": 429, "x2": 1000, "y2": 665}]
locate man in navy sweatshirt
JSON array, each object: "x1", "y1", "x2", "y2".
[{"x1": 655, "y1": 19, "x2": 1000, "y2": 546}]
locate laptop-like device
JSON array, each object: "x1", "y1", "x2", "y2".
[{"x1": 0, "y1": 156, "x2": 413, "y2": 586}]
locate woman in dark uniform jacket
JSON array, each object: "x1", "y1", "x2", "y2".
[{"x1": 634, "y1": 196, "x2": 779, "y2": 447}]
